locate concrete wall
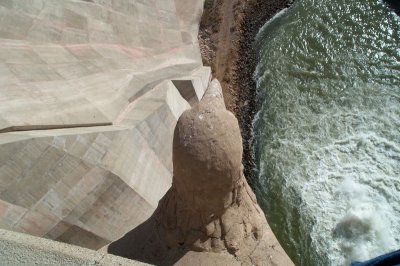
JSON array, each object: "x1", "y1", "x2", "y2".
[
  {"x1": 0, "y1": 0, "x2": 205, "y2": 131},
  {"x1": 0, "y1": 0, "x2": 210, "y2": 250},
  {"x1": 0, "y1": 229, "x2": 150, "y2": 265}
]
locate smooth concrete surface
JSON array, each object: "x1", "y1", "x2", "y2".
[
  {"x1": 0, "y1": 229, "x2": 151, "y2": 265},
  {"x1": 0, "y1": 0, "x2": 211, "y2": 250},
  {"x1": 0, "y1": 0, "x2": 206, "y2": 130}
]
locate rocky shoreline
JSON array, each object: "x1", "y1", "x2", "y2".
[{"x1": 198, "y1": 0, "x2": 292, "y2": 186}]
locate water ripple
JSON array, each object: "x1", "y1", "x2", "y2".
[{"x1": 254, "y1": 0, "x2": 400, "y2": 265}]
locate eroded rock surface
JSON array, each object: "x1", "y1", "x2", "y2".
[{"x1": 108, "y1": 80, "x2": 294, "y2": 266}]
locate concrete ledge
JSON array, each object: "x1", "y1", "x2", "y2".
[{"x1": 0, "y1": 229, "x2": 150, "y2": 265}]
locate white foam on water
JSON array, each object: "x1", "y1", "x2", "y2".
[
  {"x1": 334, "y1": 178, "x2": 396, "y2": 264},
  {"x1": 254, "y1": 0, "x2": 400, "y2": 265},
  {"x1": 257, "y1": 7, "x2": 290, "y2": 35},
  {"x1": 255, "y1": 61, "x2": 400, "y2": 266},
  {"x1": 301, "y1": 132, "x2": 400, "y2": 265}
]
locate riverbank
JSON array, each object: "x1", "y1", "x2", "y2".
[{"x1": 198, "y1": 0, "x2": 293, "y2": 185}]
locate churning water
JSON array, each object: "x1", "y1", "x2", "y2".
[{"x1": 253, "y1": 0, "x2": 400, "y2": 265}]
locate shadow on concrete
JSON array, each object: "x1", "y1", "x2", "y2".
[
  {"x1": 107, "y1": 193, "x2": 189, "y2": 266},
  {"x1": 172, "y1": 80, "x2": 199, "y2": 107}
]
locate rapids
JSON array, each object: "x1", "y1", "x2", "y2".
[{"x1": 253, "y1": 0, "x2": 400, "y2": 265}]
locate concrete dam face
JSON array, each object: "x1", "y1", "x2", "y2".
[{"x1": 0, "y1": 0, "x2": 211, "y2": 250}]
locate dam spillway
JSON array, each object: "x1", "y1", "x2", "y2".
[{"x1": 0, "y1": 0, "x2": 211, "y2": 250}]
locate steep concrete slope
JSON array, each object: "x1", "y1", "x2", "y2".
[
  {"x1": 0, "y1": 0, "x2": 205, "y2": 131},
  {"x1": 0, "y1": 0, "x2": 210, "y2": 249}
]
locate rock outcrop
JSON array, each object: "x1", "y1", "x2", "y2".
[{"x1": 108, "y1": 80, "x2": 293, "y2": 266}]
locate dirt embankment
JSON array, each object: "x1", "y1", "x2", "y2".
[{"x1": 198, "y1": 0, "x2": 292, "y2": 185}]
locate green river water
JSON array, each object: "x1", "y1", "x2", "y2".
[{"x1": 254, "y1": 0, "x2": 400, "y2": 265}]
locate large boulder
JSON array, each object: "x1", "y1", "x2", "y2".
[{"x1": 108, "y1": 80, "x2": 293, "y2": 266}]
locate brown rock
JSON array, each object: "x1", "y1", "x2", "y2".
[{"x1": 108, "y1": 80, "x2": 293, "y2": 266}]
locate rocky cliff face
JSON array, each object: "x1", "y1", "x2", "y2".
[{"x1": 109, "y1": 80, "x2": 293, "y2": 266}]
